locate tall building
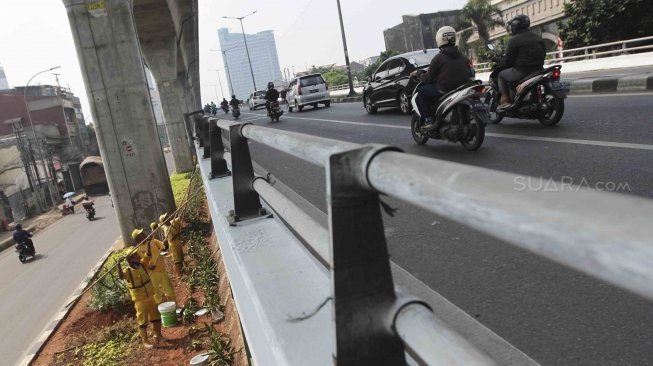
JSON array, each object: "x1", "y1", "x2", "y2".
[
  {"x1": 218, "y1": 28, "x2": 282, "y2": 100},
  {"x1": 0, "y1": 65, "x2": 9, "y2": 90},
  {"x1": 384, "y1": 10, "x2": 462, "y2": 54}
]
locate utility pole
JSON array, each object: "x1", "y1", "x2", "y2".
[
  {"x1": 223, "y1": 11, "x2": 258, "y2": 92},
  {"x1": 336, "y1": 0, "x2": 356, "y2": 96}
]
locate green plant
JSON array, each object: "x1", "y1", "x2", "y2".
[
  {"x1": 88, "y1": 250, "x2": 130, "y2": 311},
  {"x1": 204, "y1": 324, "x2": 239, "y2": 366},
  {"x1": 181, "y1": 297, "x2": 199, "y2": 324},
  {"x1": 457, "y1": 0, "x2": 504, "y2": 55}
]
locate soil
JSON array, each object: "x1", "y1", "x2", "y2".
[{"x1": 32, "y1": 198, "x2": 246, "y2": 366}]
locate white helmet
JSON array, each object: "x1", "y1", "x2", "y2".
[{"x1": 436, "y1": 26, "x2": 457, "y2": 48}]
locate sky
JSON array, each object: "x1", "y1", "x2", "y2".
[{"x1": 0, "y1": 0, "x2": 467, "y2": 124}]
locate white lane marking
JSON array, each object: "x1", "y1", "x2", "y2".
[
  {"x1": 242, "y1": 112, "x2": 653, "y2": 151},
  {"x1": 569, "y1": 92, "x2": 653, "y2": 98}
]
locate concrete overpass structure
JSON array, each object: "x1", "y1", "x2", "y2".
[{"x1": 62, "y1": 0, "x2": 199, "y2": 243}]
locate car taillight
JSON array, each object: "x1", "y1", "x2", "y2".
[
  {"x1": 472, "y1": 85, "x2": 485, "y2": 93},
  {"x1": 552, "y1": 69, "x2": 561, "y2": 80},
  {"x1": 325, "y1": 81, "x2": 329, "y2": 90},
  {"x1": 298, "y1": 87, "x2": 303, "y2": 95}
]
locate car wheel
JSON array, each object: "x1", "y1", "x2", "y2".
[
  {"x1": 365, "y1": 95, "x2": 377, "y2": 114},
  {"x1": 325, "y1": 101, "x2": 331, "y2": 107},
  {"x1": 296, "y1": 100, "x2": 303, "y2": 112},
  {"x1": 312, "y1": 103, "x2": 318, "y2": 108},
  {"x1": 399, "y1": 90, "x2": 412, "y2": 114}
]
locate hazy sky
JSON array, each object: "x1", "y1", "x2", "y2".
[{"x1": 0, "y1": 0, "x2": 466, "y2": 124}]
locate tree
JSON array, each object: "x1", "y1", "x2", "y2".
[
  {"x1": 458, "y1": 0, "x2": 504, "y2": 55},
  {"x1": 379, "y1": 50, "x2": 399, "y2": 62},
  {"x1": 558, "y1": 0, "x2": 653, "y2": 49}
]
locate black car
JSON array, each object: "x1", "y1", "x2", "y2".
[{"x1": 363, "y1": 49, "x2": 439, "y2": 115}]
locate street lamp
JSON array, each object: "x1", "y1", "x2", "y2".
[
  {"x1": 210, "y1": 45, "x2": 239, "y2": 96},
  {"x1": 335, "y1": 0, "x2": 356, "y2": 96},
  {"x1": 206, "y1": 68, "x2": 225, "y2": 99},
  {"x1": 223, "y1": 11, "x2": 258, "y2": 92},
  {"x1": 207, "y1": 84, "x2": 220, "y2": 102},
  {"x1": 24, "y1": 66, "x2": 61, "y2": 210}
]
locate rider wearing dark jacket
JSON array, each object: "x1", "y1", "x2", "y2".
[
  {"x1": 229, "y1": 95, "x2": 239, "y2": 108},
  {"x1": 265, "y1": 82, "x2": 279, "y2": 115},
  {"x1": 411, "y1": 26, "x2": 472, "y2": 131},
  {"x1": 13, "y1": 224, "x2": 34, "y2": 251},
  {"x1": 498, "y1": 14, "x2": 546, "y2": 109}
]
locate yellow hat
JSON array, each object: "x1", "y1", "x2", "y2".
[
  {"x1": 150, "y1": 222, "x2": 158, "y2": 230},
  {"x1": 124, "y1": 246, "x2": 138, "y2": 257},
  {"x1": 159, "y1": 213, "x2": 168, "y2": 223},
  {"x1": 131, "y1": 228, "x2": 144, "y2": 240}
]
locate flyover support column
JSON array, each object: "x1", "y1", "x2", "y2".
[
  {"x1": 158, "y1": 79, "x2": 194, "y2": 173},
  {"x1": 62, "y1": 0, "x2": 175, "y2": 244}
]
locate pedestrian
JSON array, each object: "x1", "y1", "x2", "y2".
[
  {"x1": 132, "y1": 228, "x2": 176, "y2": 304},
  {"x1": 65, "y1": 196, "x2": 75, "y2": 214},
  {"x1": 117, "y1": 247, "x2": 164, "y2": 348},
  {"x1": 159, "y1": 213, "x2": 184, "y2": 276}
]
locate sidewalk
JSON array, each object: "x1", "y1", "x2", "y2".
[{"x1": 0, "y1": 192, "x2": 88, "y2": 253}]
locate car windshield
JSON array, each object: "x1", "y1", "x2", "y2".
[
  {"x1": 300, "y1": 75, "x2": 324, "y2": 87},
  {"x1": 410, "y1": 50, "x2": 439, "y2": 67}
]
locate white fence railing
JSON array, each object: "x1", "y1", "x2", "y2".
[{"x1": 473, "y1": 35, "x2": 653, "y2": 72}]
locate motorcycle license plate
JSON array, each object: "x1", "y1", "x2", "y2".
[{"x1": 551, "y1": 81, "x2": 570, "y2": 91}]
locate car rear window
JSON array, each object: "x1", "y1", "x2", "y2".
[
  {"x1": 254, "y1": 91, "x2": 266, "y2": 97},
  {"x1": 300, "y1": 75, "x2": 325, "y2": 87}
]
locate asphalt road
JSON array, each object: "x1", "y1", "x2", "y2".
[
  {"x1": 0, "y1": 196, "x2": 119, "y2": 366},
  {"x1": 238, "y1": 94, "x2": 653, "y2": 366}
]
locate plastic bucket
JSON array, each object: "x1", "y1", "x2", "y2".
[
  {"x1": 190, "y1": 352, "x2": 209, "y2": 366},
  {"x1": 158, "y1": 301, "x2": 177, "y2": 327}
]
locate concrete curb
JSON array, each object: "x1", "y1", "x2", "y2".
[{"x1": 18, "y1": 239, "x2": 120, "y2": 366}]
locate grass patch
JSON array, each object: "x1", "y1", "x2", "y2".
[
  {"x1": 88, "y1": 249, "x2": 131, "y2": 311},
  {"x1": 170, "y1": 172, "x2": 192, "y2": 206}
]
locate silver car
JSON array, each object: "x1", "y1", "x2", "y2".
[
  {"x1": 287, "y1": 74, "x2": 331, "y2": 112},
  {"x1": 248, "y1": 90, "x2": 267, "y2": 110}
]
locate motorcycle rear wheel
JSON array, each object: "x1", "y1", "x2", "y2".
[
  {"x1": 460, "y1": 113, "x2": 485, "y2": 151},
  {"x1": 539, "y1": 93, "x2": 565, "y2": 126},
  {"x1": 410, "y1": 114, "x2": 429, "y2": 145},
  {"x1": 484, "y1": 89, "x2": 504, "y2": 124}
]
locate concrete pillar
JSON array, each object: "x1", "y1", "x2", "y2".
[
  {"x1": 62, "y1": 0, "x2": 175, "y2": 244},
  {"x1": 157, "y1": 78, "x2": 193, "y2": 173}
]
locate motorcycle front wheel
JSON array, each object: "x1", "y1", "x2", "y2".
[
  {"x1": 484, "y1": 88, "x2": 504, "y2": 124},
  {"x1": 410, "y1": 114, "x2": 429, "y2": 145},
  {"x1": 460, "y1": 112, "x2": 485, "y2": 151},
  {"x1": 539, "y1": 92, "x2": 565, "y2": 126},
  {"x1": 19, "y1": 254, "x2": 26, "y2": 263}
]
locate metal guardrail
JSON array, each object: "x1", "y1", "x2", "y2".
[
  {"x1": 194, "y1": 115, "x2": 653, "y2": 365},
  {"x1": 473, "y1": 35, "x2": 653, "y2": 72},
  {"x1": 330, "y1": 80, "x2": 367, "y2": 91}
]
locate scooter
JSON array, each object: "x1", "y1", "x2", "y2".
[
  {"x1": 232, "y1": 105, "x2": 240, "y2": 120},
  {"x1": 410, "y1": 75, "x2": 488, "y2": 151},
  {"x1": 268, "y1": 101, "x2": 283, "y2": 122},
  {"x1": 16, "y1": 240, "x2": 36, "y2": 263},
  {"x1": 221, "y1": 104, "x2": 229, "y2": 114},
  {"x1": 83, "y1": 203, "x2": 95, "y2": 221}
]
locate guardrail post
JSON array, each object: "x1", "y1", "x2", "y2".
[
  {"x1": 209, "y1": 119, "x2": 230, "y2": 179},
  {"x1": 327, "y1": 145, "x2": 407, "y2": 365},
  {"x1": 202, "y1": 116, "x2": 211, "y2": 159},
  {"x1": 195, "y1": 115, "x2": 204, "y2": 148},
  {"x1": 228, "y1": 123, "x2": 265, "y2": 224}
]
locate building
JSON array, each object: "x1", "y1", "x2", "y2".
[
  {"x1": 384, "y1": 10, "x2": 462, "y2": 54},
  {"x1": 217, "y1": 28, "x2": 282, "y2": 100},
  {"x1": 359, "y1": 56, "x2": 380, "y2": 67},
  {"x1": 0, "y1": 65, "x2": 9, "y2": 90}
]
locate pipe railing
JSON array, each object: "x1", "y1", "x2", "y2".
[
  {"x1": 197, "y1": 115, "x2": 653, "y2": 365},
  {"x1": 473, "y1": 35, "x2": 653, "y2": 72}
]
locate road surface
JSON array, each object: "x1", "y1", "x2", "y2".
[
  {"x1": 238, "y1": 93, "x2": 653, "y2": 366},
  {"x1": 0, "y1": 196, "x2": 119, "y2": 366}
]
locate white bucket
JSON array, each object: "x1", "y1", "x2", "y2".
[
  {"x1": 158, "y1": 301, "x2": 176, "y2": 313},
  {"x1": 190, "y1": 352, "x2": 209, "y2": 366}
]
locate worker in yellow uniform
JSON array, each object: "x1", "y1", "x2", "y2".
[
  {"x1": 117, "y1": 246, "x2": 163, "y2": 348},
  {"x1": 132, "y1": 228, "x2": 176, "y2": 304},
  {"x1": 160, "y1": 213, "x2": 184, "y2": 276},
  {"x1": 150, "y1": 222, "x2": 160, "y2": 240}
]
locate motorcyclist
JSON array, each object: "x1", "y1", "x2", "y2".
[
  {"x1": 220, "y1": 98, "x2": 229, "y2": 113},
  {"x1": 410, "y1": 26, "x2": 473, "y2": 131},
  {"x1": 13, "y1": 223, "x2": 35, "y2": 253},
  {"x1": 81, "y1": 195, "x2": 95, "y2": 215},
  {"x1": 203, "y1": 103, "x2": 211, "y2": 114},
  {"x1": 496, "y1": 14, "x2": 546, "y2": 110},
  {"x1": 210, "y1": 101, "x2": 217, "y2": 115},
  {"x1": 264, "y1": 82, "x2": 279, "y2": 116},
  {"x1": 229, "y1": 94, "x2": 239, "y2": 109}
]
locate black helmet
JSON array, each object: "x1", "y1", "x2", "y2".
[
  {"x1": 232, "y1": 94, "x2": 236, "y2": 99},
  {"x1": 15, "y1": 223, "x2": 22, "y2": 230},
  {"x1": 507, "y1": 14, "x2": 530, "y2": 35},
  {"x1": 267, "y1": 82, "x2": 274, "y2": 89}
]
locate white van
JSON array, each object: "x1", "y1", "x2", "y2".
[{"x1": 287, "y1": 74, "x2": 331, "y2": 112}]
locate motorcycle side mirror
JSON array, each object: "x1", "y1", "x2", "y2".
[
  {"x1": 408, "y1": 58, "x2": 417, "y2": 66},
  {"x1": 367, "y1": 76, "x2": 372, "y2": 83},
  {"x1": 487, "y1": 44, "x2": 495, "y2": 50}
]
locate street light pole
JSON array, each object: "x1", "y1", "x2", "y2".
[
  {"x1": 207, "y1": 68, "x2": 226, "y2": 99},
  {"x1": 223, "y1": 11, "x2": 258, "y2": 92},
  {"x1": 24, "y1": 66, "x2": 61, "y2": 210},
  {"x1": 210, "y1": 46, "x2": 238, "y2": 97},
  {"x1": 335, "y1": 0, "x2": 356, "y2": 96}
]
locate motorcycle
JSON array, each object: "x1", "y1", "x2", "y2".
[
  {"x1": 410, "y1": 75, "x2": 489, "y2": 151},
  {"x1": 221, "y1": 104, "x2": 229, "y2": 114},
  {"x1": 268, "y1": 101, "x2": 283, "y2": 122},
  {"x1": 232, "y1": 105, "x2": 240, "y2": 119},
  {"x1": 484, "y1": 46, "x2": 569, "y2": 126},
  {"x1": 83, "y1": 203, "x2": 95, "y2": 221},
  {"x1": 15, "y1": 240, "x2": 36, "y2": 263}
]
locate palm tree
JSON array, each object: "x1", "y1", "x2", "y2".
[{"x1": 458, "y1": 0, "x2": 504, "y2": 53}]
